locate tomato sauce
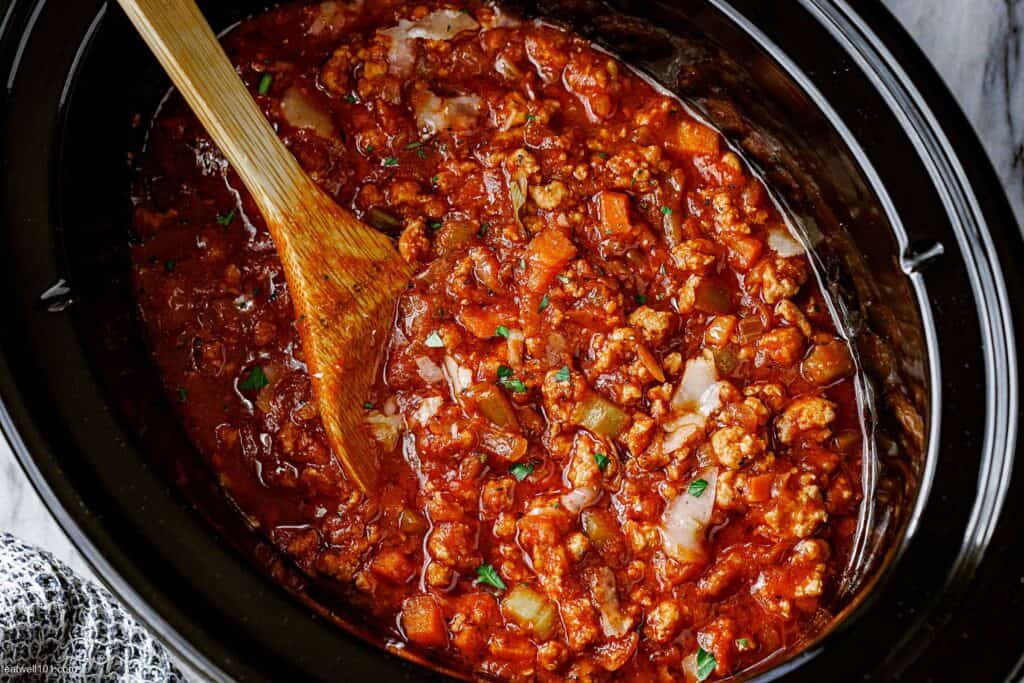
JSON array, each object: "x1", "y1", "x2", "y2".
[{"x1": 131, "y1": 2, "x2": 865, "y2": 680}]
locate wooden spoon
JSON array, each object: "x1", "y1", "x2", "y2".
[{"x1": 118, "y1": 0, "x2": 411, "y2": 492}]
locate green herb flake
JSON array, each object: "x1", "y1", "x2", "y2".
[
  {"x1": 431, "y1": 174, "x2": 440, "y2": 185},
  {"x1": 696, "y1": 647, "x2": 716, "y2": 681},
  {"x1": 495, "y1": 325, "x2": 510, "y2": 338},
  {"x1": 215, "y1": 209, "x2": 236, "y2": 226},
  {"x1": 429, "y1": 222, "x2": 442, "y2": 230},
  {"x1": 659, "y1": 264, "x2": 667, "y2": 275},
  {"x1": 526, "y1": 113, "x2": 537, "y2": 122},
  {"x1": 383, "y1": 156, "x2": 399, "y2": 167},
  {"x1": 405, "y1": 141, "x2": 423, "y2": 150},
  {"x1": 417, "y1": 148, "x2": 427, "y2": 159},
  {"x1": 594, "y1": 452, "x2": 610, "y2": 471},
  {"x1": 425, "y1": 331, "x2": 445, "y2": 348},
  {"x1": 735, "y1": 638, "x2": 750, "y2": 649},
  {"x1": 596, "y1": 151, "x2": 609, "y2": 159},
  {"x1": 635, "y1": 294, "x2": 647, "y2": 305},
  {"x1": 257, "y1": 73, "x2": 273, "y2": 95},
  {"x1": 365, "y1": 144, "x2": 375, "y2": 153},
  {"x1": 510, "y1": 462, "x2": 534, "y2": 481},
  {"x1": 176, "y1": 386, "x2": 187, "y2": 402},
  {"x1": 555, "y1": 365, "x2": 571, "y2": 383},
  {"x1": 475, "y1": 563, "x2": 507, "y2": 590},
  {"x1": 362, "y1": 401, "x2": 375, "y2": 409},
  {"x1": 688, "y1": 478, "x2": 709, "y2": 497},
  {"x1": 660, "y1": 205, "x2": 673, "y2": 216},
  {"x1": 164, "y1": 259, "x2": 176, "y2": 273},
  {"x1": 538, "y1": 294, "x2": 550, "y2": 312},
  {"x1": 478, "y1": 222, "x2": 490, "y2": 236},
  {"x1": 499, "y1": 377, "x2": 527, "y2": 394},
  {"x1": 497, "y1": 365, "x2": 514, "y2": 379},
  {"x1": 238, "y1": 366, "x2": 269, "y2": 391},
  {"x1": 346, "y1": 94, "x2": 358, "y2": 104}
]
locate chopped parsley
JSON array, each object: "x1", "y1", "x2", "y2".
[
  {"x1": 362, "y1": 401, "x2": 375, "y2": 409},
  {"x1": 431, "y1": 174, "x2": 440, "y2": 185},
  {"x1": 257, "y1": 73, "x2": 273, "y2": 95},
  {"x1": 660, "y1": 205, "x2": 673, "y2": 216},
  {"x1": 596, "y1": 151, "x2": 609, "y2": 159},
  {"x1": 164, "y1": 259, "x2": 176, "y2": 272},
  {"x1": 382, "y1": 156, "x2": 399, "y2": 167},
  {"x1": 176, "y1": 386, "x2": 187, "y2": 402},
  {"x1": 499, "y1": 376, "x2": 527, "y2": 393},
  {"x1": 526, "y1": 113, "x2": 537, "y2": 122},
  {"x1": 405, "y1": 141, "x2": 423, "y2": 150},
  {"x1": 424, "y1": 331, "x2": 445, "y2": 348},
  {"x1": 346, "y1": 94, "x2": 358, "y2": 104},
  {"x1": 429, "y1": 221, "x2": 442, "y2": 230},
  {"x1": 538, "y1": 294, "x2": 550, "y2": 312},
  {"x1": 659, "y1": 263, "x2": 667, "y2": 275},
  {"x1": 635, "y1": 294, "x2": 647, "y2": 305},
  {"x1": 510, "y1": 462, "x2": 534, "y2": 481},
  {"x1": 416, "y1": 148, "x2": 427, "y2": 159},
  {"x1": 555, "y1": 365, "x2": 571, "y2": 383},
  {"x1": 594, "y1": 452, "x2": 610, "y2": 471},
  {"x1": 475, "y1": 563, "x2": 506, "y2": 590},
  {"x1": 215, "y1": 209, "x2": 236, "y2": 226},
  {"x1": 495, "y1": 325, "x2": 510, "y2": 338},
  {"x1": 238, "y1": 366, "x2": 269, "y2": 391},
  {"x1": 497, "y1": 365, "x2": 514, "y2": 379},
  {"x1": 365, "y1": 144, "x2": 375, "y2": 153},
  {"x1": 696, "y1": 647, "x2": 716, "y2": 681},
  {"x1": 688, "y1": 478, "x2": 709, "y2": 497},
  {"x1": 736, "y1": 638, "x2": 750, "y2": 649},
  {"x1": 478, "y1": 222, "x2": 490, "y2": 236}
]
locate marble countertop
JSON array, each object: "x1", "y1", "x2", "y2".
[{"x1": 1, "y1": 0, "x2": 1021, "y2": 675}]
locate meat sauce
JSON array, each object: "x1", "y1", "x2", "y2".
[{"x1": 131, "y1": 1, "x2": 865, "y2": 680}]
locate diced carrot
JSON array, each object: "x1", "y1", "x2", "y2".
[
  {"x1": 676, "y1": 119, "x2": 719, "y2": 155},
  {"x1": 401, "y1": 595, "x2": 448, "y2": 648},
  {"x1": 595, "y1": 190, "x2": 632, "y2": 235},
  {"x1": 721, "y1": 234, "x2": 763, "y2": 272},
  {"x1": 525, "y1": 229, "x2": 577, "y2": 293},
  {"x1": 746, "y1": 474, "x2": 774, "y2": 503},
  {"x1": 458, "y1": 305, "x2": 506, "y2": 339}
]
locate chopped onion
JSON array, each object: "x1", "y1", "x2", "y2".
[
  {"x1": 560, "y1": 487, "x2": 600, "y2": 514},
  {"x1": 442, "y1": 355, "x2": 472, "y2": 396},
  {"x1": 412, "y1": 90, "x2": 482, "y2": 136},
  {"x1": 414, "y1": 356, "x2": 443, "y2": 384},
  {"x1": 280, "y1": 87, "x2": 335, "y2": 138},
  {"x1": 412, "y1": 396, "x2": 443, "y2": 425},
  {"x1": 636, "y1": 343, "x2": 665, "y2": 383},
  {"x1": 662, "y1": 418, "x2": 703, "y2": 453},
  {"x1": 381, "y1": 10, "x2": 479, "y2": 74},
  {"x1": 507, "y1": 328, "x2": 525, "y2": 370},
  {"x1": 588, "y1": 567, "x2": 633, "y2": 638},
  {"x1": 494, "y1": 54, "x2": 522, "y2": 80},
  {"x1": 660, "y1": 466, "x2": 718, "y2": 563},
  {"x1": 672, "y1": 356, "x2": 717, "y2": 411},
  {"x1": 767, "y1": 227, "x2": 805, "y2": 257},
  {"x1": 366, "y1": 410, "x2": 403, "y2": 451}
]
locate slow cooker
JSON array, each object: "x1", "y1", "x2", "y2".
[{"x1": 1, "y1": 0, "x2": 1021, "y2": 680}]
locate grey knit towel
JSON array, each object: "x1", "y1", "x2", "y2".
[{"x1": 0, "y1": 533, "x2": 185, "y2": 682}]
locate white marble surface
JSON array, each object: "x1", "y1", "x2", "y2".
[{"x1": 0, "y1": 0, "x2": 1020, "y2": 677}]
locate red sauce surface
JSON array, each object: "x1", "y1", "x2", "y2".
[{"x1": 131, "y1": 2, "x2": 864, "y2": 680}]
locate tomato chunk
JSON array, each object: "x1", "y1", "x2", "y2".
[
  {"x1": 595, "y1": 190, "x2": 632, "y2": 235},
  {"x1": 401, "y1": 595, "x2": 448, "y2": 649},
  {"x1": 525, "y1": 229, "x2": 577, "y2": 293}
]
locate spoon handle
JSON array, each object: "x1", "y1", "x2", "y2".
[{"x1": 117, "y1": 0, "x2": 316, "y2": 223}]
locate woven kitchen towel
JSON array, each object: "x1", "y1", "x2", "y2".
[{"x1": 0, "y1": 532, "x2": 185, "y2": 682}]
